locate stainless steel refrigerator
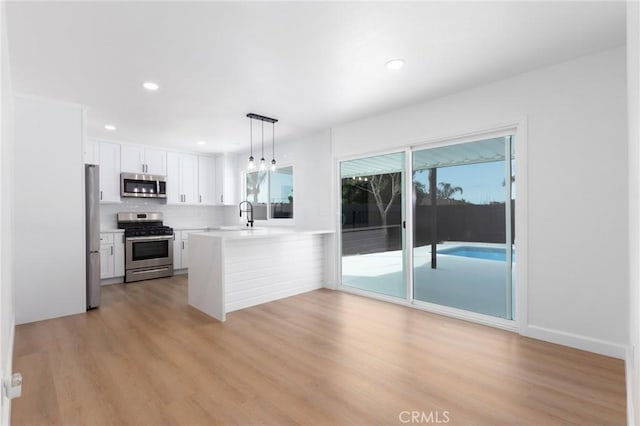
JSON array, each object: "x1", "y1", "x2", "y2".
[{"x1": 85, "y1": 164, "x2": 101, "y2": 309}]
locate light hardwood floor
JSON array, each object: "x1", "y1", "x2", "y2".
[{"x1": 13, "y1": 275, "x2": 625, "y2": 425}]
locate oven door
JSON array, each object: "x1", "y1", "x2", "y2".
[{"x1": 125, "y1": 235, "x2": 173, "y2": 270}]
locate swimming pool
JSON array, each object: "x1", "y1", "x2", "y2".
[{"x1": 437, "y1": 246, "x2": 514, "y2": 262}]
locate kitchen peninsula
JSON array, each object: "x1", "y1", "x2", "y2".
[{"x1": 188, "y1": 228, "x2": 333, "y2": 321}]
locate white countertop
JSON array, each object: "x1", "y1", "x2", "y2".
[
  {"x1": 192, "y1": 227, "x2": 334, "y2": 240},
  {"x1": 101, "y1": 227, "x2": 211, "y2": 233}
]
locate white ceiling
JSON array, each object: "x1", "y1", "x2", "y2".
[{"x1": 5, "y1": 1, "x2": 626, "y2": 154}]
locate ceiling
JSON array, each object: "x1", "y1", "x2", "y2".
[
  {"x1": 340, "y1": 136, "x2": 509, "y2": 178},
  {"x1": 5, "y1": 1, "x2": 626, "y2": 154}
]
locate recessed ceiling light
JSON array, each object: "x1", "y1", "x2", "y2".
[
  {"x1": 385, "y1": 58, "x2": 405, "y2": 70},
  {"x1": 197, "y1": 140, "x2": 206, "y2": 146},
  {"x1": 142, "y1": 81, "x2": 159, "y2": 91},
  {"x1": 104, "y1": 124, "x2": 116, "y2": 131}
]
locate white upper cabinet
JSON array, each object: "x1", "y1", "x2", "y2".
[
  {"x1": 121, "y1": 144, "x2": 145, "y2": 173},
  {"x1": 215, "y1": 154, "x2": 238, "y2": 205},
  {"x1": 83, "y1": 139, "x2": 99, "y2": 164},
  {"x1": 181, "y1": 154, "x2": 198, "y2": 204},
  {"x1": 198, "y1": 156, "x2": 216, "y2": 205},
  {"x1": 97, "y1": 141, "x2": 121, "y2": 203},
  {"x1": 121, "y1": 144, "x2": 167, "y2": 175},
  {"x1": 167, "y1": 152, "x2": 199, "y2": 205},
  {"x1": 144, "y1": 147, "x2": 167, "y2": 175}
]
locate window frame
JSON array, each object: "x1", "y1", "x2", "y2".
[{"x1": 242, "y1": 164, "x2": 295, "y2": 224}]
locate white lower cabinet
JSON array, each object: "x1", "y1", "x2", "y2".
[
  {"x1": 173, "y1": 230, "x2": 208, "y2": 270},
  {"x1": 173, "y1": 233, "x2": 181, "y2": 270},
  {"x1": 182, "y1": 238, "x2": 190, "y2": 269},
  {"x1": 100, "y1": 232, "x2": 125, "y2": 279},
  {"x1": 100, "y1": 233, "x2": 115, "y2": 279},
  {"x1": 114, "y1": 233, "x2": 125, "y2": 277}
]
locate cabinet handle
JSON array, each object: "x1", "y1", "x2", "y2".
[
  {"x1": 182, "y1": 241, "x2": 184, "y2": 249},
  {"x1": 199, "y1": 195, "x2": 202, "y2": 203},
  {"x1": 100, "y1": 191, "x2": 103, "y2": 201},
  {"x1": 220, "y1": 194, "x2": 223, "y2": 204},
  {"x1": 110, "y1": 246, "x2": 114, "y2": 256},
  {"x1": 173, "y1": 232, "x2": 176, "y2": 241},
  {"x1": 122, "y1": 235, "x2": 125, "y2": 243}
]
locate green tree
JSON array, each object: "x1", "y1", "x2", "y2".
[
  {"x1": 246, "y1": 171, "x2": 267, "y2": 203},
  {"x1": 345, "y1": 173, "x2": 401, "y2": 229},
  {"x1": 437, "y1": 182, "x2": 463, "y2": 200}
]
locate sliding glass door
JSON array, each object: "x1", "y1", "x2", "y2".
[
  {"x1": 340, "y1": 152, "x2": 406, "y2": 298},
  {"x1": 412, "y1": 136, "x2": 515, "y2": 319},
  {"x1": 338, "y1": 135, "x2": 516, "y2": 321}
]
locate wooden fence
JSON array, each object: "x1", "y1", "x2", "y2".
[{"x1": 341, "y1": 202, "x2": 514, "y2": 255}]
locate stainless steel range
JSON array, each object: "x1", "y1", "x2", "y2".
[{"x1": 117, "y1": 212, "x2": 174, "y2": 283}]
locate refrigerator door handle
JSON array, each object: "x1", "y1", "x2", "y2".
[{"x1": 86, "y1": 164, "x2": 101, "y2": 310}]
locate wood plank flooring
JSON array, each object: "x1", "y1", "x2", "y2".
[{"x1": 12, "y1": 275, "x2": 626, "y2": 425}]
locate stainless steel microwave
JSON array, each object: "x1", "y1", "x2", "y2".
[{"x1": 120, "y1": 173, "x2": 167, "y2": 198}]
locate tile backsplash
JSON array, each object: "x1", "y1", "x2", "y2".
[{"x1": 100, "y1": 198, "x2": 237, "y2": 230}]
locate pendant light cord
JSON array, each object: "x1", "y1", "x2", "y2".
[
  {"x1": 261, "y1": 121, "x2": 264, "y2": 159},
  {"x1": 249, "y1": 118, "x2": 253, "y2": 157},
  {"x1": 272, "y1": 123, "x2": 275, "y2": 160}
]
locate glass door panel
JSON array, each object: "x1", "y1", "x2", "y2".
[
  {"x1": 340, "y1": 152, "x2": 406, "y2": 298},
  {"x1": 412, "y1": 137, "x2": 515, "y2": 319}
]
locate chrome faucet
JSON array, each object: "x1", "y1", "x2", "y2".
[{"x1": 239, "y1": 201, "x2": 254, "y2": 227}]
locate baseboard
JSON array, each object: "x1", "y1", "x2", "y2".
[
  {"x1": 626, "y1": 345, "x2": 636, "y2": 426},
  {"x1": 173, "y1": 269, "x2": 188, "y2": 276},
  {"x1": 2, "y1": 316, "x2": 15, "y2": 426},
  {"x1": 100, "y1": 277, "x2": 124, "y2": 286},
  {"x1": 522, "y1": 324, "x2": 626, "y2": 359}
]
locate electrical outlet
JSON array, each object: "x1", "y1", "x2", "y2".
[{"x1": 4, "y1": 372, "x2": 21, "y2": 399}]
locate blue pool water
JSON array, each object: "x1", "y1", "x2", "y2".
[{"x1": 437, "y1": 246, "x2": 514, "y2": 262}]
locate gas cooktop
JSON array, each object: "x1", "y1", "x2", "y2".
[
  {"x1": 124, "y1": 226, "x2": 174, "y2": 238},
  {"x1": 117, "y1": 212, "x2": 174, "y2": 238}
]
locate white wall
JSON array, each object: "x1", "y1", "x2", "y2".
[
  {"x1": 627, "y1": 1, "x2": 640, "y2": 423},
  {"x1": 232, "y1": 129, "x2": 334, "y2": 231},
  {"x1": 13, "y1": 96, "x2": 86, "y2": 324},
  {"x1": 331, "y1": 47, "x2": 628, "y2": 357},
  {"x1": 0, "y1": 2, "x2": 14, "y2": 424}
]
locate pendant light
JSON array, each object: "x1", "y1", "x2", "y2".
[
  {"x1": 271, "y1": 121, "x2": 276, "y2": 172},
  {"x1": 260, "y1": 120, "x2": 266, "y2": 171},
  {"x1": 247, "y1": 118, "x2": 255, "y2": 170},
  {"x1": 246, "y1": 113, "x2": 278, "y2": 171}
]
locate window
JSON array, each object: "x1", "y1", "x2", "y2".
[{"x1": 245, "y1": 166, "x2": 294, "y2": 220}]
